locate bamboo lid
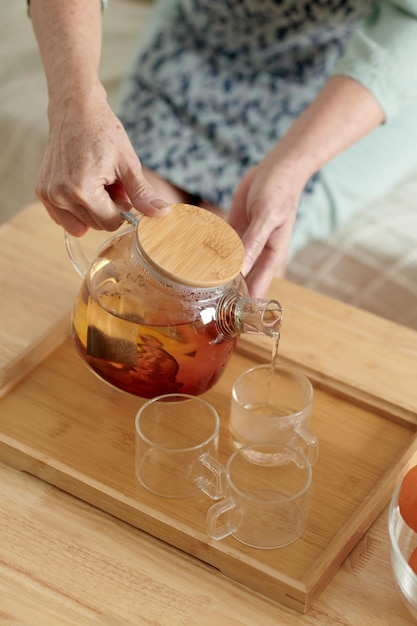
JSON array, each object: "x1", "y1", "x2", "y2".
[{"x1": 136, "y1": 203, "x2": 244, "y2": 287}]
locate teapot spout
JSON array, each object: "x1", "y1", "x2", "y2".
[{"x1": 216, "y1": 290, "x2": 283, "y2": 339}]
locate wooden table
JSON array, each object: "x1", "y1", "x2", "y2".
[{"x1": 1, "y1": 203, "x2": 417, "y2": 624}]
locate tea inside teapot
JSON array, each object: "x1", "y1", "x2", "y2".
[{"x1": 67, "y1": 204, "x2": 282, "y2": 398}]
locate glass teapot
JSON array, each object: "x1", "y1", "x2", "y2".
[{"x1": 65, "y1": 203, "x2": 282, "y2": 399}]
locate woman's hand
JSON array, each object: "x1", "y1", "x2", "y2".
[
  {"x1": 36, "y1": 89, "x2": 169, "y2": 236},
  {"x1": 228, "y1": 75, "x2": 385, "y2": 297},
  {"x1": 228, "y1": 155, "x2": 305, "y2": 298},
  {"x1": 30, "y1": 0, "x2": 169, "y2": 236}
]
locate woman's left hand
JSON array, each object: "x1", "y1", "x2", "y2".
[
  {"x1": 228, "y1": 75, "x2": 386, "y2": 298},
  {"x1": 227, "y1": 152, "x2": 305, "y2": 298}
]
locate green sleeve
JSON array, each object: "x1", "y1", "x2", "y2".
[{"x1": 333, "y1": 0, "x2": 417, "y2": 119}]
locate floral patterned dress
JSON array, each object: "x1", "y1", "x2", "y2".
[{"x1": 118, "y1": 0, "x2": 417, "y2": 221}]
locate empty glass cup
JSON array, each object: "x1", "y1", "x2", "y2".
[
  {"x1": 206, "y1": 443, "x2": 312, "y2": 549},
  {"x1": 135, "y1": 393, "x2": 223, "y2": 499}
]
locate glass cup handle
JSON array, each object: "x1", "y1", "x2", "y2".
[
  {"x1": 206, "y1": 497, "x2": 236, "y2": 541},
  {"x1": 295, "y1": 424, "x2": 319, "y2": 466},
  {"x1": 198, "y1": 452, "x2": 227, "y2": 500}
]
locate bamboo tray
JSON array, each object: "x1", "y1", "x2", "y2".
[
  {"x1": 1, "y1": 203, "x2": 417, "y2": 613},
  {"x1": 1, "y1": 334, "x2": 417, "y2": 612}
]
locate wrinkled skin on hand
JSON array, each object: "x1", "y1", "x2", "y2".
[
  {"x1": 228, "y1": 157, "x2": 304, "y2": 298},
  {"x1": 35, "y1": 94, "x2": 170, "y2": 236}
]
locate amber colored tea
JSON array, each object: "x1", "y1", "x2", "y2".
[
  {"x1": 72, "y1": 280, "x2": 236, "y2": 398},
  {"x1": 68, "y1": 227, "x2": 281, "y2": 399}
]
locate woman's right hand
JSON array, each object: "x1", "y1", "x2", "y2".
[
  {"x1": 36, "y1": 88, "x2": 170, "y2": 236},
  {"x1": 30, "y1": 0, "x2": 169, "y2": 235}
]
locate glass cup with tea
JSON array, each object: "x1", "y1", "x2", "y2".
[{"x1": 229, "y1": 363, "x2": 319, "y2": 466}]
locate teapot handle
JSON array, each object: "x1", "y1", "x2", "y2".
[
  {"x1": 119, "y1": 209, "x2": 140, "y2": 227},
  {"x1": 64, "y1": 232, "x2": 90, "y2": 279},
  {"x1": 64, "y1": 209, "x2": 141, "y2": 278}
]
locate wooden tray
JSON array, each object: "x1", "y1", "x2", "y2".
[
  {"x1": 1, "y1": 337, "x2": 417, "y2": 613},
  {"x1": 1, "y1": 203, "x2": 417, "y2": 613}
]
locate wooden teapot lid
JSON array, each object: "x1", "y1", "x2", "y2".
[{"x1": 136, "y1": 203, "x2": 245, "y2": 287}]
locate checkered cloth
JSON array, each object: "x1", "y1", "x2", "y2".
[{"x1": 287, "y1": 174, "x2": 417, "y2": 330}]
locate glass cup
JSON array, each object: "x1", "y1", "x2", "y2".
[
  {"x1": 135, "y1": 393, "x2": 223, "y2": 499},
  {"x1": 206, "y1": 443, "x2": 312, "y2": 549},
  {"x1": 230, "y1": 363, "x2": 319, "y2": 465}
]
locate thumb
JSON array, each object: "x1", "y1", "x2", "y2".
[{"x1": 119, "y1": 162, "x2": 171, "y2": 216}]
